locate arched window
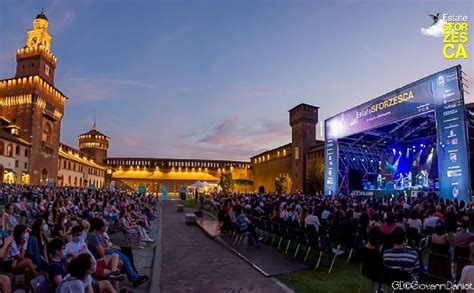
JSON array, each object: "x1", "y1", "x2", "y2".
[
  {"x1": 6, "y1": 144, "x2": 13, "y2": 157},
  {"x1": 0, "y1": 141, "x2": 4, "y2": 156},
  {"x1": 74, "y1": 177, "x2": 77, "y2": 186},
  {"x1": 68, "y1": 176, "x2": 71, "y2": 185},
  {"x1": 42, "y1": 122, "x2": 52, "y2": 142}
]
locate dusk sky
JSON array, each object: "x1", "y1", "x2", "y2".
[{"x1": 0, "y1": 0, "x2": 472, "y2": 161}]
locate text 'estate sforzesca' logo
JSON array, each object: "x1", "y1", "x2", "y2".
[{"x1": 421, "y1": 13, "x2": 469, "y2": 59}]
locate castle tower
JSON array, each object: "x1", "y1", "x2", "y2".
[
  {"x1": 0, "y1": 12, "x2": 66, "y2": 185},
  {"x1": 289, "y1": 103, "x2": 319, "y2": 193},
  {"x1": 79, "y1": 123, "x2": 110, "y2": 165}
]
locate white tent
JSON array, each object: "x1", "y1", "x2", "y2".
[{"x1": 188, "y1": 180, "x2": 205, "y2": 188}]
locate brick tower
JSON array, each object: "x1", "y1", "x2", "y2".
[
  {"x1": 289, "y1": 103, "x2": 319, "y2": 193},
  {"x1": 78, "y1": 122, "x2": 110, "y2": 165},
  {"x1": 0, "y1": 11, "x2": 67, "y2": 185}
]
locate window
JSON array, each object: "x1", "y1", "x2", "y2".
[
  {"x1": 15, "y1": 146, "x2": 20, "y2": 155},
  {"x1": 24, "y1": 148, "x2": 28, "y2": 157},
  {"x1": 24, "y1": 162, "x2": 27, "y2": 170},
  {"x1": 15, "y1": 160, "x2": 18, "y2": 168},
  {"x1": 0, "y1": 141, "x2": 4, "y2": 156},
  {"x1": 6, "y1": 144, "x2": 13, "y2": 157},
  {"x1": 42, "y1": 122, "x2": 52, "y2": 142},
  {"x1": 63, "y1": 161, "x2": 66, "y2": 169},
  {"x1": 45, "y1": 64, "x2": 50, "y2": 76}
]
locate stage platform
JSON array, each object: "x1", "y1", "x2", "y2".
[{"x1": 350, "y1": 188, "x2": 432, "y2": 197}]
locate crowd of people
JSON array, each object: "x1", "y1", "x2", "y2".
[
  {"x1": 0, "y1": 183, "x2": 159, "y2": 293},
  {"x1": 210, "y1": 191, "x2": 474, "y2": 285}
]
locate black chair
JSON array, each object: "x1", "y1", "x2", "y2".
[
  {"x1": 319, "y1": 235, "x2": 344, "y2": 274},
  {"x1": 305, "y1": 231, "x2": 320, "y2": 264},
  {"x1": 359, "y1": 261, "x2": 386, "y2": 293},
  {"x1": 305, "y1": 224, "x2": 318, "y2": 234},
  {"x1": 456, "y1": 257, "x2": 471, "y2": 282},
  {"x1": 427, "y1": 252, "x2": 453, "y2": 281},
  {"x1": 293, "y1": 229, "x2": 309, "y2": 258},
  {"x1": 454, "y1": 246, "x2": 471, "y2": 261},
  {"x1": 431, "y1": 243, "x2": 450, "y2": 256},
  {"x1": 384, "y1": 266, "x2": 413, "y2": 291},
  {"x1": 406, "y1": 227, "x2": 421, "y2": 248}
]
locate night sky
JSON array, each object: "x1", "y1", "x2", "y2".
[{"x1": 1, "y1": 0, "x2": 472, "y2": 160}]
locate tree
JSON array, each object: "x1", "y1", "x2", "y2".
[
  {"x1": 219, "y1": 172, "x2": 234, "y2": 194},
  {"x1": 275, "y1": 173, "x2": 292, "y2": 194},
  {"x1": 306, "y1": 158, "x2": 325, "y2": 194}
]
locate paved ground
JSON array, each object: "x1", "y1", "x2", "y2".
[{"x1": 160, "y1": 200, "x2": 286, "y2": 293}]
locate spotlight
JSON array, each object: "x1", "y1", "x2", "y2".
[
  {"x1": 398, "y1": 151, "x2": 402, "y2": 155},
  {"x1": 392, "y1": 148, "x2": 396, "y2": 155},
  {"x1": 361, "y1": 159, "x2": 365, "y2": 162},
  {"x1": 370, "y1": 159, "x2": 374, "y2": 163},
  {"x1": 353, "y1": 158, "x2": 356, "y2": 161}
]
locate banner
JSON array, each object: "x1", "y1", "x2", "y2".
[
  {"x1": 324, "y1": 65, "x2": 471, "y2": 201},
  {"x1": 324, "y1": 123, "x2": 338, "y2": 195},
  {"x1": 432, "y1": 66, "x2": 471, "y2": 202}
]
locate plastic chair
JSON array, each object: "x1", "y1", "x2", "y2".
[{"x1": 319, "y1": 235, "x2": 344, "y2": 274}]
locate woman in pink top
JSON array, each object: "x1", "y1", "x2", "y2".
[{"x1": 382, "y1": 212, "x2": 396, "y2": 234}]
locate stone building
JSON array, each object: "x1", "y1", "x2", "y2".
[
  {"x1": 0, "y1": 117, "x2": 30, "y2": 184},
  {"x1": 57, "y1": 143, "x2": 106, "y2": 189},
  {"x1": 0, "y1": 12, "x2": 66, "y2": 185},
  {"x1": 251, "y1": 104, "x2": 324, "y2": 193}
]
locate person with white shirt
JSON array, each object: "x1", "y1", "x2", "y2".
[
  {"x1": 305, "y1": 208, "x2": 320, "y2": 232},
  {"x1": 280, "y1": 204, "x2": 289, "y2": 221},
  {"x1": 423, "y1": 210, "x2": 440, "y2": 230},
  {"x1": 65, "y1": 226, "x2": 96, "y2": 269},
  {"x1": 321, "y1": 205, "x2": 331, "y2": 221},
  {"x1": 407, "y1": 210, "x2": 423, "y2": 233},
  {"x1": 1, "y1": 225, "x2": 37, "y2": 290}
]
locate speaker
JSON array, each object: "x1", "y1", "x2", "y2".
[{"x1": 349, "y1": 169, "x2": 364, "y2": 190}]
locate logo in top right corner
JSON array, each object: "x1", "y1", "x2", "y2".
[{"x1": 442, "y1": 14, "x2": 469, "y2": 59}]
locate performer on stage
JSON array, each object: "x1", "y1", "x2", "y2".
[
  {"x1": 407, "y1": 171, "x2": 412, "y2": 189},
  {"x1": 377, "y1": 174, "x2": 383, "y2": 190},
  {"x1": 395, "y1": 173, "x2": 403, "y2": 190}
]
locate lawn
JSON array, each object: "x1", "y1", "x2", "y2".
[
  {"x1": 276, "y1": 257, "x2": 372, "y2": 293},
  {"x1": 178, "y1": 199, "x2": 216, "y2": 216}
]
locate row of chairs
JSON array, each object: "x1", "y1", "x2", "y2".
[{"x1": 248, "y1": 216, "x2": 348, "y2": 274}]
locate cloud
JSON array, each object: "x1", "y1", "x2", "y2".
[
  {"x1": 61, "y1": 78, "x2": 114, "y2": 103},
  {"x1": 60, "y1": 77, "x2": 156, "y2": 104},
  {"x1": 172, "y1": 116, "x2": 290, "y2": 160},
  {"x1": 420, "y1": 20, "x2": 445, "y2": 38}
]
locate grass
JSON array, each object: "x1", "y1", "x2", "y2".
[
  {"x1": 277, "y1": 258, "x2": 372, "y2": 293},
  {"x1": 267, "y1": 229, "x2": 439, "y2": 293},
  {"x1": 259, "y1": 229, "x2": 372, "y2": 293},
  {"x1": 178, "y1": 199, "x2": 216, "y2": 216}
]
